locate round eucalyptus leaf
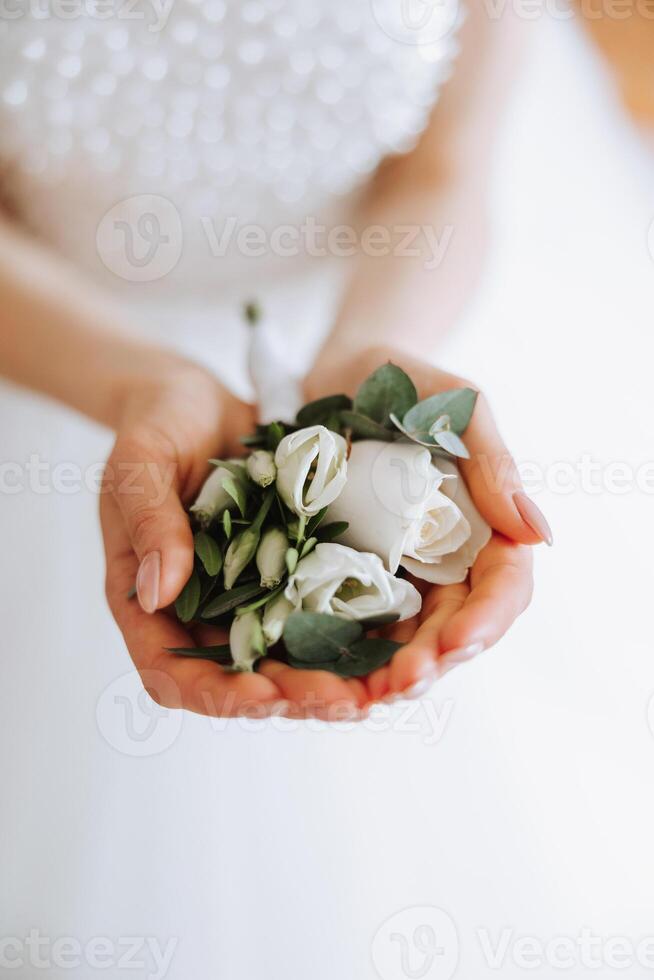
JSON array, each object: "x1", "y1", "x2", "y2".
[
  {"x1": 283, "y1": 611, "x2": 363, "y2": 663},
  {"x1": 352, "y1": 364, "x2": 418, "y2": 427}
]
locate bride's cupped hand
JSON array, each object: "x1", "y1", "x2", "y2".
[
  {"x1": 294, "y1": 346, "x2": 544, "y2": 707},
  {"x1": 100, "y1": 357, "x2": 292, "y2": 718}
]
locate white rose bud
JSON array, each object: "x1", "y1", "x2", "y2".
[
  {"x1": 246, "y1": 450, "x2": 277, "y2": 488},
  {"x1": 275, "y1": 425, "x2": 348, "y2": 517},
  {"x1": 285, "y1": 542, "x2": 421, "y2": 622},
  {"x1": 262, "y1": 593, "x2": 297, "y2": 646},
  {"x1": 191, "y1": 461, "x2": 246, "y2": 528},
  {"x1": 256, "y1": 527, "x2": 288, "y2": 588},
  {"x1": 229, "y1": 611, "x2": 266, "y2": 672},
  {"x1": 326, "y1": 441, "x2": 491, "y2": 585}
]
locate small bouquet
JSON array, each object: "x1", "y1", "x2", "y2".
[{"x1": 171, "y1": 362, "x2": 490, "y2": 677}]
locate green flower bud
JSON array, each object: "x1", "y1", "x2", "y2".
[
  {"x1": 246, "y1": 450, "x2": 277, "y2": 488},
  {"x1": 223, "y1": 526, "x2": 260, "y2": 589},
  {"x1": 229, "y1": 611, "x2": 266, "y2": 672},
  {"x1": 256, "y1": 527, "x2": 288, "y2": 589}
]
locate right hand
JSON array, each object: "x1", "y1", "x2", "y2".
[{"x1": 100, "y1": 355, "x2": 288, "y2": 718}]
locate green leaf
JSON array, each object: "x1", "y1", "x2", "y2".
[
  {"x1": 266, "y1": 421, "x2": 286, "y2": 450},
  {"x1": 287, "y1": 638, "x2": 401, "y2": 677},
  {"x1": 167, "y1": 644, "x2": 233, "y2": 665},
  {"x1": 296, "y1": 394, "x2": 352, "y2": 427},
  {"x1": 332, "y1": 638, "x2": 402, "y2": 677},
  {"x1": 432, "y1": 429, "x2": 470, "y2": 459},
  {"x1": 194, "y1": 531, "x2": 223, "y2": 576},
  {"x1": 356, "y1": 612, "x2": 400, "y2": 630},
  {"x1": 175, "y1": 570, "x2": 201, "y2": 623},
  {"x1": 306, "y1": 506, "x2": 328, "y2": 537},
  {"x1": 200, "y1": 581, "x2": 264, "y2": 619},
  {"x1": 317, "y1": 521, "x2": 349, "y2": 542},
  {"x1": 222, "y1": 476, "x2": 247, "y2": 518},
  {"x1": 339, "y1": 411, "x2": 397, "y2": 441},
  {"x1": 402, "y1": 388, "x2": 478, "y2": 438},
  {"x1": 222, "y1": 509, "x2": 232, "y2": 538},
  {"x1": 283, "y1": 611, "x2": 363, "y2": 663},
  {"x1": 352, "y1": 364, "x2": 418, "y2": 427}
]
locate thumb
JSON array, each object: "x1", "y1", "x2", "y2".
[
  {"x1": 107, "y1": 432, "x2": 194, "y2": 612},
  {"x1": 460, "y1": 393, "x2": 553, "y2": 546}
]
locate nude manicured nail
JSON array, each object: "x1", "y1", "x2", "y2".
[
  {"x1": 401, "y1": 673, "x2": 437, "y2": 700},
  {"x1": 513, "y1": 490, "x2": 553, "y2": 546},
  {"x1": 136, "y1": 552, "x2": 161, "y2": 614},
  {"x1": 438, "y1": 642, "x2": 485, "y2": 677}
]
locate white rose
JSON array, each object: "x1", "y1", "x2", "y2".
[
  {"x1": 285, "y1": 542, "x2": 421, "y2": 622},
  {"x1": 274, "y1": 425, "x2": 348, "y2": 517},
  {"x1": 190, "y1": 461, "x2": 246, "y2": 527},
  {"x1": 326, "y1": 440, "x2": 491, "y2": 585}
]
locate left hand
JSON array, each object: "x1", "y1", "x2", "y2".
[{"x1": 298, "y1": 345, "x2": 541, "y2": 705}]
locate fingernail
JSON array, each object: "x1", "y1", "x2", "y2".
[
  {"x1": 438, "y1": 642, "x2": 485, "y2": 677},
  {"x1": 513, "y1": 490, "x2": 553, "y2": 546},
  {"x1": 401, "y1": 672, "x2": 437, "y2": 700},
  {"x1": 136, "y1": 552, "x2": 160, "y2": 614}
]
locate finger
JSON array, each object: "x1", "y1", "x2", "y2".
[
  {"x1": 101, "y1": 493, "x2": 282, "y2": 716},
  {"x1": 387, "y1": 582, "x2": 469, "y2": 694},
  {"x1": 460, "y1": 392, "x2": 552, "y2": 546},
  {"x1": 438, "y1": 533, "x2": 533, "y2": 655},
  {"x1": 106, "y1": 429, "x2": 194, "y2": 612},
  {"x1": 257, "y1": 659, "x2": 366, "y2": 718}
]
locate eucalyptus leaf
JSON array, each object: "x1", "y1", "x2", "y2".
[
  {"x1": 339, "y1": 411, "x2": 397, "y2": 442},
  {"x1": 175, "y1": 570, "x2": 201, "y2": 623},
  {"x1": 200, "y1": 581, "x2": 264, "y2": 619},
  {"x1": 287, "y1": 637, "x2": 401, "y2": 677},
  {"x1": 402, "y1": 388, "x2": 478, "y2": 437},
  {"x1": 352, "y1": 364, "x2": 417, "y2": 427},
  {"x1": 296, "y1": 394, "x2": 352, "y2": 427},
  {"x1": 194, "y1": 531, "x2": 223, "y2": 576},
  {"x1": 283, "y1": 611, "x2": 363, "y2": 663},
  {"x1": 356, "y1": 612, "x2": 400, "y2": 630},
  {"x1": 432, "y1": 429, "x2": 470, "y2": 459},
  {"x1": 332, "y1": 637, "x2": 402, "y2": 677},
  {"x1": 167, "y1": 644, "x2": 233, "y2": 665}
]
